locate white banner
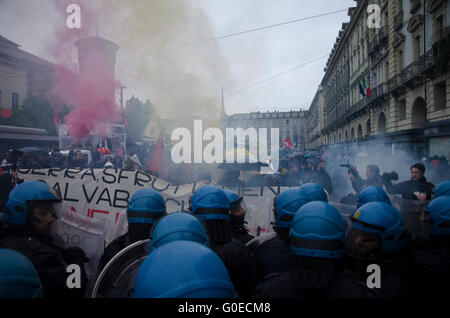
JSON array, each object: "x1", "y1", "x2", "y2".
[{"x1": 18, "y1": 168, "x2": 288, "y2": 245}]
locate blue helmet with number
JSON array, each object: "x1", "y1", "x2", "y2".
[
  {"x1": 133, "y1": 241, "x2": 235, "y2": 298},
  {"x1": 150, "y1": 212, "x2": 209, "y2": 250},
  {"x1": 223, "y1": 189, "x2": 243, "y2": 209},
  {"x1": 298, "y1": 183, "x2": 328, "y2": 202},
  {"x1": 425, "y1": 195, "x2": 450, "y2": 236},
  {"x1": 190, "y1": 186, "x2": 230, "y2": 220},
  {"x1": 433, "y1": 180, "x2": 450, "y2": 198},
  {"x1": 3, "y1": 181, "x2": 61, "y2": 225},
  {"x1": 127, "y1": 189, "x2": 166, "y2": 224},
  {"x1": 357, "y1": 186, "x2": 391, "y2": 208},
  {"x1": 349, "y1": 201, "x2": 407, "y2": 254},
  {"x1": 289, "y1": 201, "x2": 346, "y2": 259},
  {"x1": 0, "y1": 249, "x2": 42, "y2": 298}
]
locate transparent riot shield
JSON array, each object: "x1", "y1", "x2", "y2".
[
  {"x1": 391, "y1": 196, "x2": 429, "y2": 239},
  {"x1": 245, "y1": 232, "x2": 276, "y2": 256},
  {"x1": 329, "y1": 201, "x2": 356, "y2": 226},
  {"x1": 91, "y1": 239, "x2": 150, "y2": 298}
]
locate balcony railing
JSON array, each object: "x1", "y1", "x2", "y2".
[
  {"x1": 400, "y1": 62, "x2": 420, "y2": 85},
  {"x1": 419, "y1": 49, "x2": 434, "y2": 73},
  {"x1": 394, "y1": 11, "x2": 403, "y2": 30}
]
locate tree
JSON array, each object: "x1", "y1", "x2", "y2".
[
  {"x1": 0, "y1": 96, "x2": 72, "y2": 135},
  {"x1": 125, "y1": 96, "x2": 152, "y2": 143}
]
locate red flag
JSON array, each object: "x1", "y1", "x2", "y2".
[
  {"x1": 366, "y1": 87, "x2": 372, "y2": 97},
  {"x1": 1, "y1": 108, "x2": 12, "y2": 118},
  {"x1": 53, "y1": 111, "x2": 62, "y2": 126},
  {"x1": 147, "y1": 136, "x2": 167, "y2": 179},
  {"x1": 282, "y1": 137, "x2": 293, "y2": 149}
]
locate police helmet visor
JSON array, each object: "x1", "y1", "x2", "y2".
[{"x1": 346, "y1": 228, "x2": 381, "y2": 260}]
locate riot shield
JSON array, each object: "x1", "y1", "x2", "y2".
[
  {"x1": 91, "y1": 239, "x2": 150, "y2": 298},
  {"x1": 245, "y1": 232, "x2": 276, "y2": 256},
  {"x1": 329, "y1": 201, "x2": 356, "y2": 225},
  {"x1": 391, "y1": 196, "x2": 429, "y2": 239}
]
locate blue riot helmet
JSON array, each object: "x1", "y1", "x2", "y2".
[
  {"x1": 133, "y1": 241, "x2": 235, "y2": 298},
  {"x1": 433, "y1": 180, "x2": 450, "y2": 198},
  {"x1": 273, "y1": 188, "x2": 309, "y2": 229},
  {"x1": 357, "y1": 186, "x2": 391, "y2": 208},
  {"x1": 348, "y1": 201, "x2": 408, "y2": 259},
  {"x1": 150, "y1": 212, "x2": 209, "y2": 250},
  {"x1": 127, "y1": 189, "x2": 166, "y2": 225},
  {"x1": 0, "y1": 249, "x2": 42, "y2": 298},
  {"x1": 189, "y1": 185, "x2": 230, "y2": 220},
  {"x1": 223, "y1": 189, "x2": 243, "y2": 209},
  {"x1": 298, "y1": 183, "x2": 328, "y2": 202},
  {"x1": 425, "y1": 195, "x2": 450, "y2": 236},
  {"x1": 290, "y1": 201, "x2": 346, "y2": 259},
  {"x1": 3, "y1": 181, "x2": 61, "y2": 225}
]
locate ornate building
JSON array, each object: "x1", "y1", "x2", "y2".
[{"x1": 314, "y1": 0, "x2": 450, "y2": 159}]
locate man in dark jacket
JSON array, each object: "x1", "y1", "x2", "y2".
[
  {"x1": 383, "y1": 163, "x2": 434, "y2": 200},
  {"x1": 0, "y1": 181, "x2": 88, "y2": 298},
  {"x1": 190, "y1": 185, "x2": 260, "y2": 297},
  {"x1": 68, "y1": 147, "x2": 87, "y2": 169},
  {"x1": 311, "y1": 159, "x2": 333, "y2": 195}
]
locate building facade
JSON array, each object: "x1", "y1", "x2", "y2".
[
  {"x1": 306, "y1": 86, "x2": 325, "y2": 149},
  {"x1": 225, "y1": 110, "x2": 308, "y2": 149},
  {"x1": 315, "y1": 0, "x2": 450, "y2": 159},
  {"x1": 0, "y1": 35, "x2": 54, "y2": 111}
]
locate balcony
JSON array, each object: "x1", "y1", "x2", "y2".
[
  {"x1": 400, "y1": 62, "x2": 422, "y2": 88},
  {"x1": 419, "y1": 49, "x2": 435, "y2": 76},
  {"x1": 410, "y1": 0, "x2": 421, "y2": 14},
  {"x1": 388, "y1": 75, "x2": 406, "y2": 97},
  {"x1": 394, "y1": 11, "x2": 403, "y2": 30},
  {"x1": 367, "y1": 82, "x2": 389, "y2": 106}
]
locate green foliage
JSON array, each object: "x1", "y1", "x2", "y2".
[
  {"x1": 125, "y1": 96, "x2": 153, "y2": 143},
  {"x1": 0, "y1": 96, "x2": 72, "y2": 135}
]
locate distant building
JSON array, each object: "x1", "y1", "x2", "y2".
[
  {"x1": 0, "y1": 35, "x2": 54, "y2": 111},
  {"x1": 225, "y1": 109, "x2": 308, "y2": 149}
]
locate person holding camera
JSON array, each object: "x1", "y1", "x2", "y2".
[
  {"x1": 382, "y1": 163, "x2": 434, "y2": 201},
  {"x1": 349, "y1": 164, "x2": 383, "y2": 194}
]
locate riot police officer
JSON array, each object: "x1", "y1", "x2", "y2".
[
  {"x1": 0, "y1": 248, "x2": 43, "y2": 298},
  {"x1": 0, "y1": 181, "x2": 88, "y2": 297},
  {"x1": 97, "y1": 188, "x2": 166, "y2": 297},
  {"x1": 133, "y1": 241, "x2": 236, "y2": 298},
  {"x1": 223, "y1": 189, "x2": 255, "y2": 244},
  {"x1": 410, "y1": 195, "x2": 450, "y2": 297},
  {"x1": 338, "y1": 201, "x2": 411, "y2": 297},
  {"x1": 254, "y1": 183, "x2": 328, "y2": 281},
  {"x1": 357, "y1": 186, "x2": 391, "y2": 208},
  {"x1": 190, "y1": 185, "x2": 259, "y2": 297},
  {"x1": 253, "y1": 201, "x2": 347, "y2": 298},
  {"x1": 150, "y1": 212, "x2": 209, "y2": 250},
  {"x1": 99, "y1": 188, "x2": 167, "y2": 269},
  {"x1": 432, "y1": 180, "x2": 450, "y2": 198}
]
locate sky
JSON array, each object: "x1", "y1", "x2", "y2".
[{"x1": 0, "y1": 0, "x2": 355, "y2": 117}]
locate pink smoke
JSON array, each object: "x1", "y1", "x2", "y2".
[
  {"x1": 51, "y1": 51, "x2": 121, "y2": 139},
  {"x1": 45, "y1": 0, "x2": 121, "y2": 139}
]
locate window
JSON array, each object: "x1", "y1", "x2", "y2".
[
  {"x1": 434, "y1": 81, "x2": 446, "y2": 111},
  {"x1": 12, "y1": 93, "x2": 19, "y2": 112},
  {"x1": 397, "y1": 50, "x2": 404, "y2": 72},
  {"x1": 399, "y1": 99, "x2": 406, "y2": 120},
  {"x1": 413, "y1": 35, "x2": 421, "y2": 61}
]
